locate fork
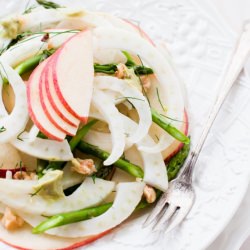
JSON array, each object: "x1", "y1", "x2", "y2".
[{"x1": 143, "y1": 23, "x2": 250, "y2": 233}]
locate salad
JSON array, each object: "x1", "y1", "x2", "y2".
[{"x1": 0, "y1": 1, "x2": 190, "y2": 249}]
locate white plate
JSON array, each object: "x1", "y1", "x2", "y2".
[{"x1": 1, "y1": 0, "x2": 250, "y2": 250}]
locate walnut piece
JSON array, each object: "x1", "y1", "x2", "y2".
[
  {"x1": 140, "y1": 75, "x2": 151, "y2": 91},
  {"x1": 143, "y1": 185, "x2": 156, "y2": 203},
  {"x1": 1, "y1": 207, "x2": 24, "y2": 230},
  {"x1": 13, "y1": 171, "x2": 37, "y2": 180},
  {"x1": 71, "y1": 158, "x2": 96, "y2": 175},
  {"x1": 115, "y1": 63, "x2": 130, "y2": 79}
]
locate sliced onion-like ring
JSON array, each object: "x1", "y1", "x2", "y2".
[
  {"x1": 89, "y1": 109, "x2": 168, "y2": 191},
  {"x1": 1, "y1": 31, "x2": 76, "y2": 67},
  {"x1": 84, "y1": 129, "x2": 133, "y2": 153},
  {"x1": 91, "y1": 89, "x2": 126, "y2": 166},
  {"x1": 11, "y1": 132, "x2": 73, "y2": 161},
  {"x1": 121, "y1": 115, "x2": 168, "y2": 191},
  {"x1": 61, "y1": 162, "x2": 85, "y2": 190},
  {"x1": 27, "y1": 125, "x2": 40, "y2": 143},
  {"x1": 0, "y1": 60, "x2": 29, "y2": 142},
  {"x1": 138, "y1": 133, "x2": 171, "y2": 153},
  {"x1": 1, "y1": 36, "x2": 48, "y2": 66},
  {"x1": 0, "y1": 177, "x2": 115, "y2": 216},
  {"x1": 94, "y1": 76, "x2": 151, "y2": 143},
  {"x1": 18, "y1": 182, "x2": 145, "y2": 238}
]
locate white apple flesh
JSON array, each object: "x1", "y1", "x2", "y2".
[
  {"x1": 39, "y1": 66, "x2": 78, "y2": 136},
  {"x1": 44, "y1": 57, "x2": 81, "y2": 127},
  {"x1": 27, "y1": 60, "x2": 66, "y2": 141},
  {"x1": 51, "y1": 30, "x2": 94, "y2": 122}
]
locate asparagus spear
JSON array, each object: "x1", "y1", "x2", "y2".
[
  {"x1": 151, "y1": 108, "x2": 190, "y2": 144},
  {"x1": 33, "y1": 197, "x2": 153, "y2": 234},
  {"x1": 32, "y1": 203, "x2": 112, "y2": 234},
  {"x1": 77, "y1": 141, "x2": 144, "y2": 179},
  {"x1": 167, "y1": 141, "x2": 190, "y2": 181}
]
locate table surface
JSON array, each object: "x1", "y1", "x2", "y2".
[{"x1": 207, "y1": 1, "x2": 250, "y2": 249}]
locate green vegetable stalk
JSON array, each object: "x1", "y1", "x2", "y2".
[
  {"x1": 151, "y1": 108, "x2": 190, "y2": 144},
  {"x1": 36, "y1": 0, "x2": 62, "y2": 9},
  {"x1": 32, "y1": 203, "x2": 112, "y2": 234},
  {"x1": 33, "y1": 195, "x2": 155, "y2": 234},
  {"x1": 167, "y1": 141, "x2": 190, "y2": 181}
]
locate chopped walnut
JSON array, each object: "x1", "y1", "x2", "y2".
[
  {"x1": 1, "y1": 207, "x2": 24, "y2": 230},
  {"x1": 115, "y1": 63, "x2": 130, "y2": 79},
  {"x1": 13, "y1": 171, "x2": 37, "y2": 180},
  {"x1": 143, "y1": 185, "x2": 156, "y2": 203},
  {"x1": 140, "y1": 75, "x2": 151, "y2": 91},
  {"x1": 71, "y1": 158, "x2": 97, "y2": 175}
]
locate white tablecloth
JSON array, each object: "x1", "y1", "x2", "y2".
[{"x1": 207, "y1": 1, "x2": 250, "y2": 249}]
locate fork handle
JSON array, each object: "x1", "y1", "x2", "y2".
[{"x1": 179, "y1": 24, "x2": 250, "y2": 184}]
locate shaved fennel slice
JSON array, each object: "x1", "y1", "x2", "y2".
[
  {"x1": 122, "y1": 115, "x2": 168, "y2": 191},
  {"x1": 84, "y1": 129, "x2": 133, "y2": 153},
  {"x1": 0, "y1": 61, "x2": 29, "y2": 142},
  {"x1": 11, "y1": 132, "x2": 73, "y2": 161},
  {"x1": 61, "y1": 162, "x2": 85, "y2": 190},
  {"x1": 22, "y1": 182, "x2": 145, "y2": 238},
  {"x1": 27, "y1": 125, "x2": 40, "y2": 142},
  {"x1": 1, "y1": 35, "x2": 48, "y2": 66},
  {"x1": 92, "y1": 89, "x2": 126, "y2": 165},
  {"x1": 0, "y1": 82, "x2": 7, "y2": 117},
  {"x1": 0, "y1": 177, "x2": 115, "y2": 216},
  {"x1": 2, "y1": 9, "x2": 65, "y2": 36},
  {"x1": 94, "y1": 76, "x2": 152, "y2": 143},
  {"x1": 93, "y1": 27, "x2": 184, "y2": 129},
  {"x1": 1, "y1": 31, "x2": 75, "y2": 67},
  {"x1": 94, "y1": 49, "x2": 126, "y2": 64},
  {"x1": 138, "y1": 133, "x2": 171, "y2": 153}
]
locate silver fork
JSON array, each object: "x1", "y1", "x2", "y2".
[{"x1": 143, "y1": 23, "x2": 250, "y2": 233}]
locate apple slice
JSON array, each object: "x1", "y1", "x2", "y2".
[
  {"x1": 27, "y1": 59, "x2": 66, "y2": 141},
  {"x1": 40, "y1": 65, "x2": 78, "y2": 136},
  {"x1": 0, "y1": 222, "x2": 111, "y2": 250},
  {"x1": 44, "y1": 57, "x2": 80, "y2": 127},
  {"x1": 51, "y1": 30, "x2": 94, "y2": 122}
]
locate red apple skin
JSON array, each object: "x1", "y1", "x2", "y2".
[
  {"x1": 0, "y1": 229, "x2": 112, "y2": 250},
  {"x1": 59, "y1": 230, "x2": 112, "y2": 250},
  {"x1": 50, "y1": 30, "x2": 93, "y2": 123},
  {"x1": 27, "y1": 59, "x2": 66, "y2": 141},
  {"x1": 39, "y1": 63, "x2": 77, "y2": 136},
  {"x1": 44, "y1": 57, "x2": 80, "y2": 127}
]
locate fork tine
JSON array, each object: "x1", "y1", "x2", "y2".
[
  {"x1": 142, "y1": 192, "x2": 169, "y2": 228},
  {"x1": 152, "y1": 204, "x2": 177, "y2": 231},
  {"x1": 164, "y1": 207, "x2": 191, "y2": 234}
]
